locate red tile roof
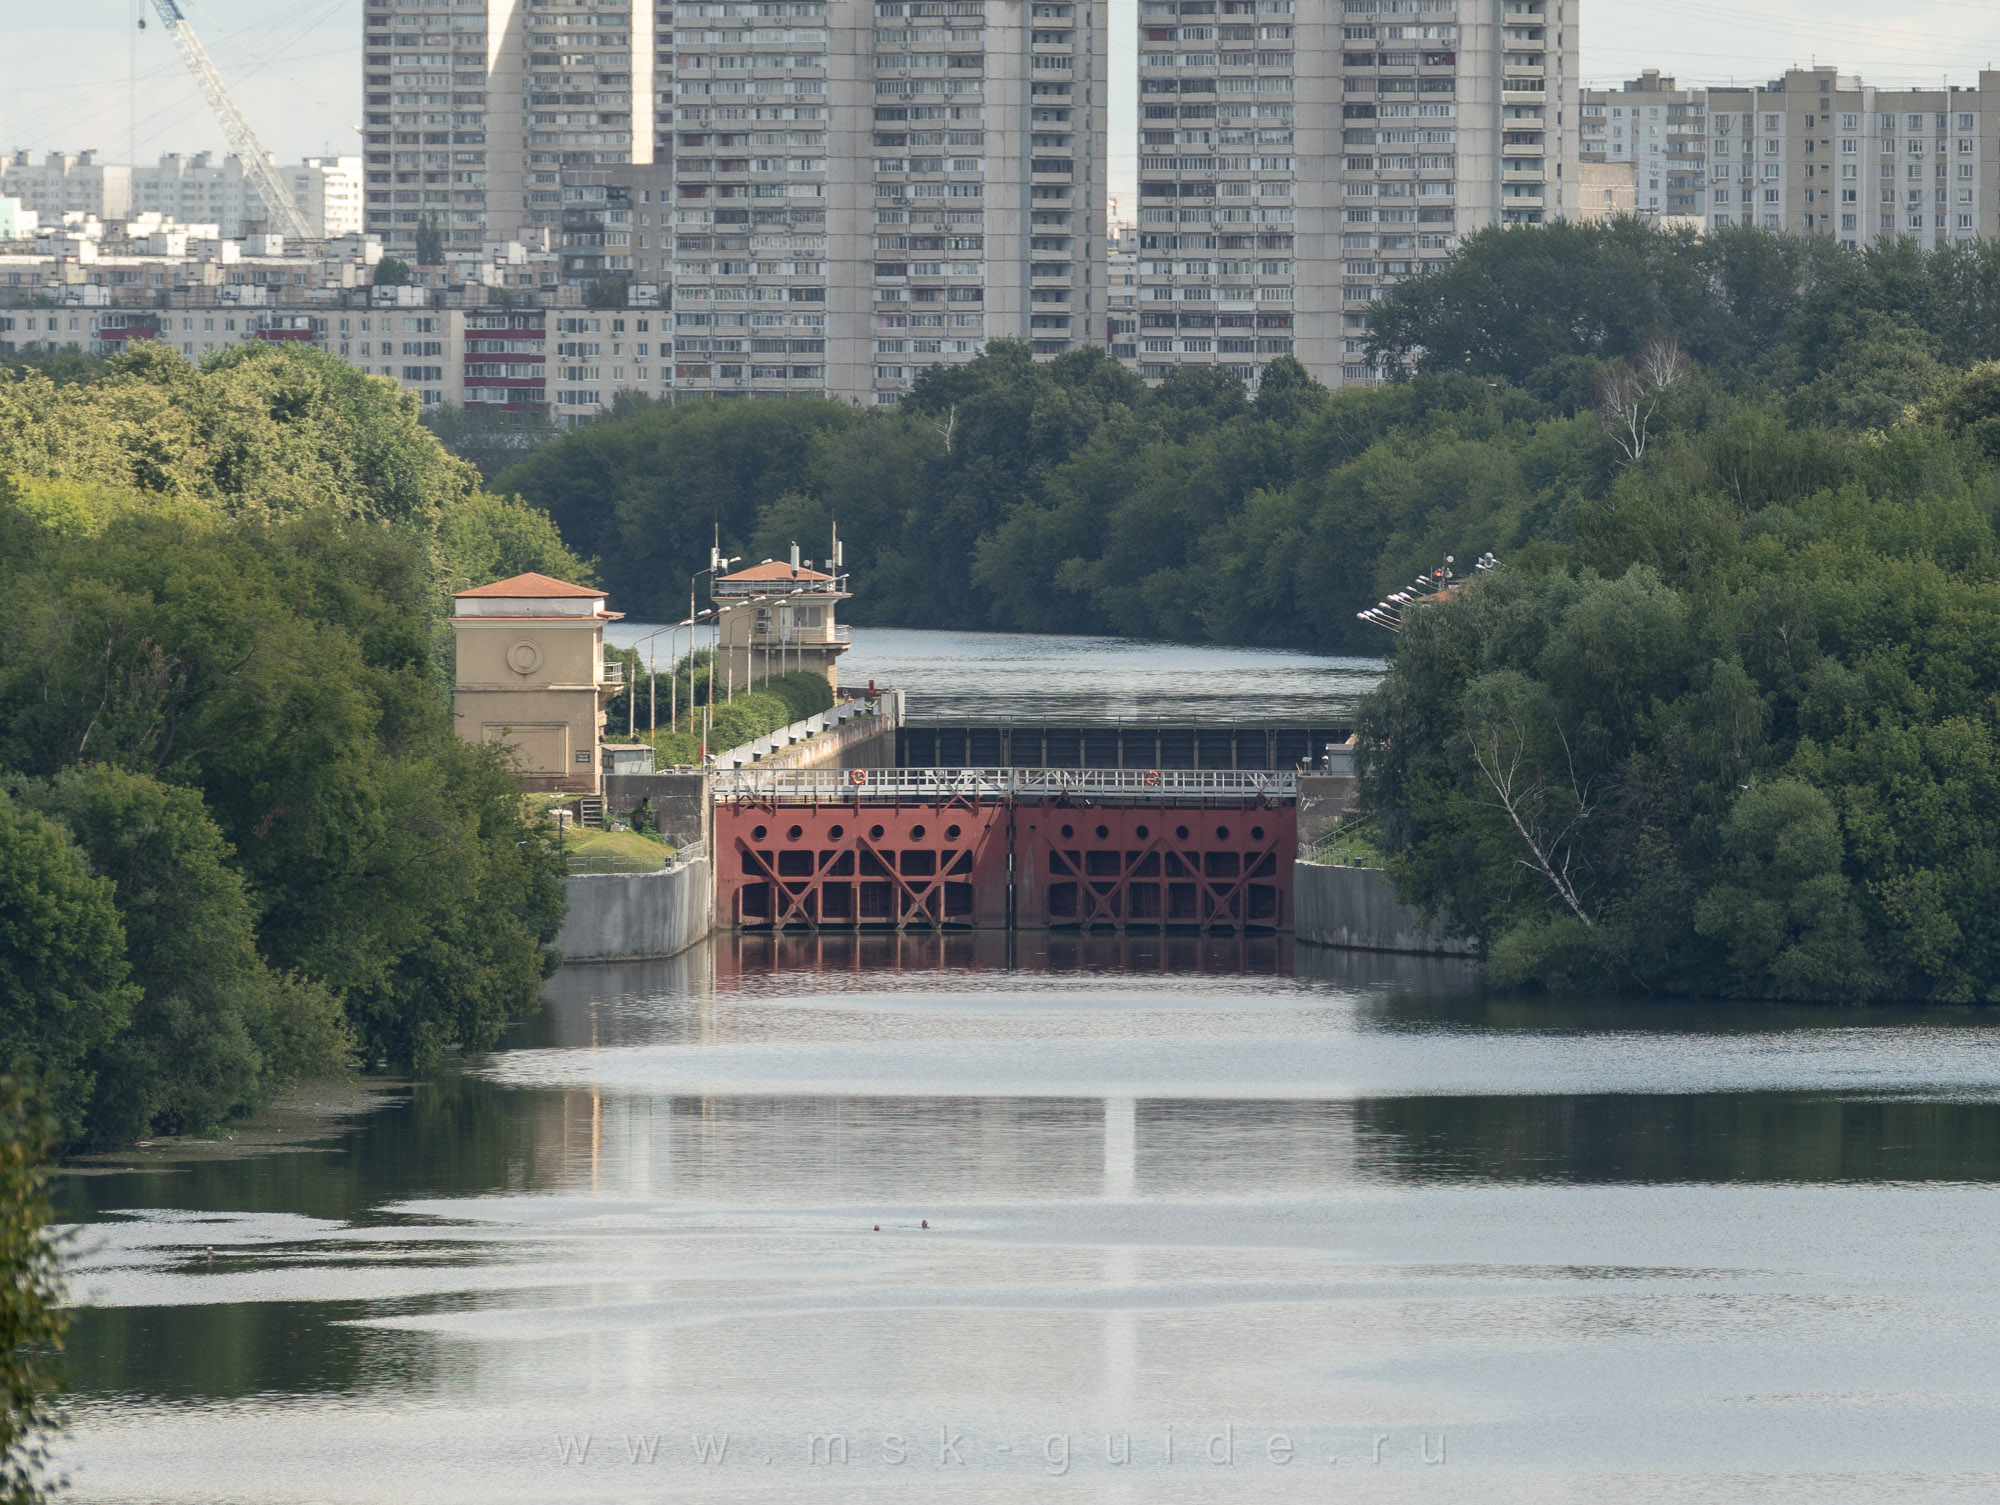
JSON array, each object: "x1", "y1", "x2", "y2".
[
  {"x1": 718, "y1": 561, "x2": 833, "y2": 583},
  {"x1": 453, "y1": 572, "x2": 603, "y2": 599}
]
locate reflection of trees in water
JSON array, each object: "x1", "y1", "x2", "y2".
[
  {"x1": 1356, "y1": 1094, "x2": 2000, "y2": 1186},
  {"x1": 67, "y1": 1299, "x2": 436, "y2": 1404}
]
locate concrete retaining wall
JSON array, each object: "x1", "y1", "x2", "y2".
[
  {"x1": 1296, "y1": 774, "x2": 1358, "y2": 848},
  {"x1": 602, "y1": 772, "x2": 708, "y2": 847},
  {"x1": 554, "y1": 857, "x2": 713, "y2": 962},
  {"x1": 1294, "y1": 860, "x2": 1476, "y2": 956}
]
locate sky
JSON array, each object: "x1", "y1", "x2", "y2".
[{"x1": 14, "y1": 0, "x2": 2000, "y2": 215}]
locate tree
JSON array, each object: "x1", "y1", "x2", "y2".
[
  {"x1": 372, "y1": 257, "x2": 414, "y2": 287},
  {"x1": 414, "y1": 214, "x2": 446, "y2": 267},
  {"x1": 18, "y1": 766, "x2": 354, "y2": 1144},
  {"x1": 0, "y1": 1077, "x2": 66, "y2": 1505},
  {"x1": 0, "y1": 793, "x2": 134, "y2": 1138}
]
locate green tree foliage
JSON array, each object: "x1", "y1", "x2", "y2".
[
  {"x1": 0, "y1": 341, "x2": 477, "y2": 525},
  {"x1": 15, "y1": 767, "x2": 355, "y2": 1144},
  {"x1": 372, "y1": 257, "x2": 414, "y2": 287},
  {"x1": 1359, "y1": 419, "x2": 2000, "y2": 1003},
  {"x1": 421, "y1": 402, "x2": 562, "y2": 483},
  {"x1": 0, "y1": 1079, "x2": 65, "y2": 1505},
  {"x1": 434, "y1": 490, "x2": 594, "y2": 597},
  {"x1": 0, "y1": 344, "x2": 569, "y2": 1141},
  {"x1": 0, "y1": 797, "x2": 134, "y2": 1138}
]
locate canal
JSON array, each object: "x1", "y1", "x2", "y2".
[{"x1": 50, "y1": 630, "x2": 2000, "y2": 1501}]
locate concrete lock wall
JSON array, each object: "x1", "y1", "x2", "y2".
[
  {"x1": 602, "y1": 772, "x2": 709, "y2": 847},
  {"x1": 1294, "y1": 860, "x2": 1477, "y2": 956},
  {"x1": 554, "y1": 857, "x2": 714, "y2": 962},
  {"x1": 752, "y1": 713, "x2": 898, "y2": 771},
  {"x1": 1296, "y1": 774, "x2": 1358, "y2": 848}
]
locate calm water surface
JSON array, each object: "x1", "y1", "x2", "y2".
[
  {"x1": 606, "y1": 623, "x2": 1385, "y2": 721},
  {"x1": 53, "y1": 935, "x2": 2000, "y2": 1503}
]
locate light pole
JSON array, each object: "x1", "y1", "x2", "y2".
[
  {"x1": 625, "y1": 616, "x2": 695, "y2": 734},
  {"x1": 690, "y1": 552, "x2": 740, "y2": 761}
]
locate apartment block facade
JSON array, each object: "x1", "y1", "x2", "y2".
[
  {"x1": 359, "y1": 0, "x2": 657, "y2": 259},
  {"x1": 1136, "y1": 0, "x2": 1576, "y2": 389},
  {"x1": 1583, "y1": 67, "x2": 2000, "y2": 254},
  {"x1": 652, "y1": 0, "x2": 1107, "y2": 406},
  {"x1": 132, "y1": 154, "x2": 366, "y2": 240},
  {"x1": 1578, "y1": 70, "x2": 1705, "y2": 226},
  {"x1": 0, "y1": 152, "x2": 133, "y2": 223},
  {"x1": 1706, "y1": 68, "x2": 2000, "y2": 251}
]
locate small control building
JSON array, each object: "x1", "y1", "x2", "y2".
[
  {"x1": 451, "y1": 572, "x2": 623, "y2": 793},
  {"x1": 712, "y1": 559, "x2": 851, "y2": 693}
]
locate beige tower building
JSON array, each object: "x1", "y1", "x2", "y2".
[
  {"x1": 711, "y1": 559, "x2": 852, "y2": 692},
  {"x1": 451, "y1": 572, "x2": 624, "y2": 794}
]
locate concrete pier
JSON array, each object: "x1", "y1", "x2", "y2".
[{"x1": 1293, "y1": 860, "x2": 1476, "y2": 956}]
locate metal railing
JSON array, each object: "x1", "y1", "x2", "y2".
[
  {"x1": 713, "y1": 767, "x2": 1300, "y2": 803},
  {"x1": 668, "y1": 838, "x2": 707, "y2": 868}
]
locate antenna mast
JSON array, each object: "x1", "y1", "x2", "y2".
[{"x1": 148, "y1": 0, "x2": 314, "y2": 241}]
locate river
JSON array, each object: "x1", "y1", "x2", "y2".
[
  {"x1": 609, "y1": 623, "x2": 1386, "y2": 720},
  {"x1": 48, "y1": 630, "x2": 2000, "y2": 1502}
]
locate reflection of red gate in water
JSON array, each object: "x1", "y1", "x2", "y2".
[{"x1": 716, "y1": 796, "x2": 1294, "y2": 933}]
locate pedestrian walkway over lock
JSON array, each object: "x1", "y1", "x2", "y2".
[{"x1": 714, "y1": 766, "x2": 1300, "y2": 805}]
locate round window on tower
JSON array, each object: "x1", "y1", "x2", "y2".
[{"x1": 505, "y1": 638, "x2": 545, "y2": 676}]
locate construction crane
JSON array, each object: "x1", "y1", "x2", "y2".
[{"x1": 145, "y1": 0, "x2": 314, "y2": 241}]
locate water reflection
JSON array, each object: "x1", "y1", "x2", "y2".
[{"x1": 51, "y1": 937, "x2": 2000, "y2": 1501}]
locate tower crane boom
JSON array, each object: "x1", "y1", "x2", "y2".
[{"x1": 147, "y1": 0, "x2": 314, "y2": 241}]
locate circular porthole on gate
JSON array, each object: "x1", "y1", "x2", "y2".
[
  {"x1": 1095, "y1": 824, "x2": 1109, "y2": 839},
  {"x1": 1135, "y1": 824, "x2": 1150, "y2": 839},
  {"x1": 1216, "y1": 825, "x2": 1230, "y2": 840},
  {"x1": 1061, "y1": 823, "x2": 1075, "y2": 839},
  {"x1": 828, "y1": 824, "x2": 845, "y2": 839},
  {"x1": 870, "y1": 824, "x2": 885, "y2": 840},
  {"x1": 945, "y1": 824, "x2": 961, "y2": 840},
  {"x1": 1176, "y1": 825, "x2": 1190, "y2": 840},
  {"x1": 787, "y1": 824, "x2": 803, "y2": 841},
  {"x1": 910, "y1": 824, "x2": 927, "y2": 840},
  {"x1": 1251, "y1": 825, "x2": 1265, "y2": 840},
  {"x1": 752, "y1": 824, "x2": 768, "y2": 841}
]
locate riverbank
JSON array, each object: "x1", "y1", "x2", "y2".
[{"x1": 61, "y1": 1077, "x2": 410, "y2": 1173}]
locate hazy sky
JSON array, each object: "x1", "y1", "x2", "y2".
[{"x1": 14, "y1": 0, "x2": 2000, "y2": 213}]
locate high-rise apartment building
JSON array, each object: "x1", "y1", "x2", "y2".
[
  {"x1": 1135, "y1": 0, "x2": 1576, "y2": 389},
  {"x1": 1579, "y1": 71, "x2": 1705, "y2": 227},
  {"x1": 1705, "y1": 68, "x2": 2000, "y2": 251},
  {"x1": 364, "y1": 0, "x2": 1105, "y2": 412},
  {"x1": 360, "y1": 0, "x2": 656, "y2": 260},
  {"x1": 1581, "y1": 67, "x2": 2000, "y2": 254},
  {"x1": 659, "y1": 0, "x2": 1107, "y2": 405}
]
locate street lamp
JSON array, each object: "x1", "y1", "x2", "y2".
[
  {"x1": 690, "y1": 551, "x2": 740, "y2": 761},
  {"x1": 626, "y1": 615, "x2": 696, "y2": 734}
]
